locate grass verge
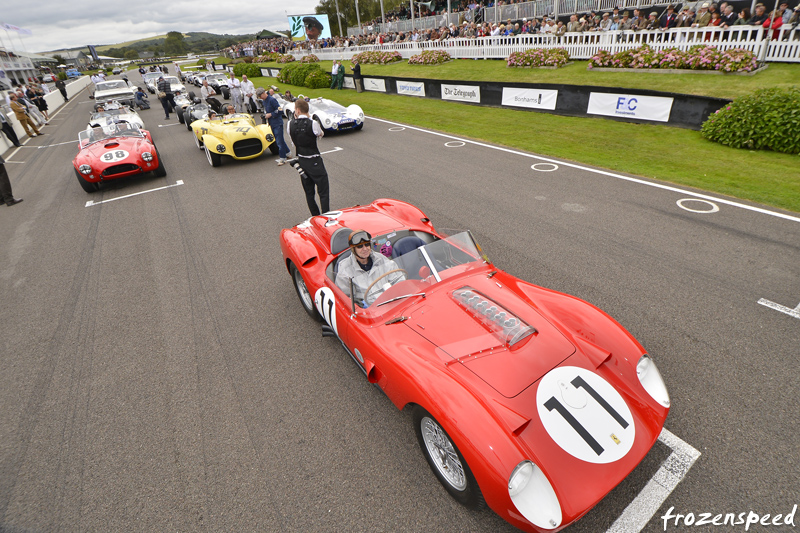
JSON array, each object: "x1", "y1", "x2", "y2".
[{"x1": 249, "y1": 65, "x2": 800, "y2": 214}]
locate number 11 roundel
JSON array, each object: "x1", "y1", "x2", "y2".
[{"x1": 536, "y1": 366, "x2": 635, "y2": 464}]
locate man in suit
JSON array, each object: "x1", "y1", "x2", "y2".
[
  {"x1": 660, "y1": 5, "x2": 678, "y2": 28},
  {"x1": 9, "y1": 94, "x2": 42, "y2": 138},
  {"x1": 0, "y1": 155, "x2": 23, "y2": 206},
  {"x1": 0, "y1": 107, "x2": 21, "y2": 147}
]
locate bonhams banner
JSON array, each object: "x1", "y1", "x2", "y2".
[
  {"x1": 441, "y1": 84, "x2": 480, "y2": 103},
  {"x1": 587, "y1": 93, "x2": 674, "y2": 123},
  {"x1": 501, "y1": 87, "x2": 558, "y2": 110},
  {"x1": 396, "y1": 81, "x2": 426, "y2": 97}
]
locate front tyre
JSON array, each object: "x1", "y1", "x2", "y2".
[
  {"x1": 74, "y1": 167, "x2": 99, "y2": 193},
  {"x1": 194, "y1": 132, "x2": 203, "y2": 149},
  {"x1": 153, "y1": 150, "x2": 167, "y2": 177},
  {"x1": 205, "y1": 144, "x2": 221, "y2": 167},
  {"x1": 413, "y1": 406, "x2": 484, "y2": 509},
  {"x1": 289, "y1": 262, "x2": 322, "y2": 322}
]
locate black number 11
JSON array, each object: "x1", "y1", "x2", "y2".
[{"x1": 544, "y1": 376, "x2": 629, "y2": 456}]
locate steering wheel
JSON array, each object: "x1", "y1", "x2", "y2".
[{"x1": 364, "y1": 269, "x2": 408, "y2": 302}]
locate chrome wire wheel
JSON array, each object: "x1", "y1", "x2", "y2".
[
  {"x1": 420, "y1": 416, "x2": 467, "y2": 491},
  {"x1": 293, "y1": 267, "x2": 313, "y2": 312}
]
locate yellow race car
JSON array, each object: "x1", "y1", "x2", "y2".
[{"x1": 190, "y1": 113, "x2": 277, "y2": 167}]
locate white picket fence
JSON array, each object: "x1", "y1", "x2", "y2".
[{"x1": 294, "y1": 26, "x2": 800, "y2": 63}]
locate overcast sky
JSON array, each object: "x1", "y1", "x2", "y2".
[{"x1": 1, "y1": 1, "x2": 321, "y2": 54}]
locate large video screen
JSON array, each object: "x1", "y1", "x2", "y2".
[{"x1": 288, "y1": 14, "x2": 332, "y2": 41}]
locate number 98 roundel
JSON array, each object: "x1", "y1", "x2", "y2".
[{"x1": 536, "y1": 366, "x2": 635, "y2": 464}]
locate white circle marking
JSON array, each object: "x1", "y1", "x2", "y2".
[
  {"x1": 677, "y1": 198, "x2": 720, "y2": 214},
  {"x1": 444, "y1": 141, "x2": 465, "y2": 148},
  {"x1": 531, "y1": 163, "x2": 558, "y2": 172}
]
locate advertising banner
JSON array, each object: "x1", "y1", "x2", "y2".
[
  {"x1": 363, "y1": 78, "x2": 386, "y2": 92},
  {"x1": 587, "y1": 92, "x2": 673, "y2": 122},
  {"x1": 397, "y1": 80, "x2": 426, "y2": 97},
  {"x1": 501, "y1": 87, "x2": 558, "y2": 110},
  {"x1": 260, "y1": 68, "x2": 272, "y2": 77},
  {"x1": 441, "y1": 84, "x2": 480, "y2": 103},
  {"x1": 288, "y1": 14, "x2": 332, "y2": 41},
  {"x1": 343, "y1": 77, "x2": 354, "y2": 89}
]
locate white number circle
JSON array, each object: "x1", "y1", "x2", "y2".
[
  {"x1": 315, "y1": 287, "x2": 337, "y2": 336},
  {"x1": 101, "y1": 150, "x2": 129, "y2": 163},
  {"x1": 536, "y1": 366, "x2": 635, "y2": 464}
]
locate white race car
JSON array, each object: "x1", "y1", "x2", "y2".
[
  {"x1": 93, "y1": 80, "x2": 136, "y2": 109},
  {"x1": 282, "y1": 96, "x2": 364, "y2": 133},
  {"x1": 88, "y1": 101, "x2": 145, "y2": 135}
]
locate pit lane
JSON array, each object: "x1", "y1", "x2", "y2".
[{"x1": 0, "y1": 82, "x2": 797, "y2": 532}]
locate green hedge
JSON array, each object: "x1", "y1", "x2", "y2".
[
  {"x1": 233, "y1": 62, "x2": 262, "y2": 78},
  {"x1": 305, "y1": 70, "x2": 332, "y2": 89},
  {"x1": 277, "y1": 63, "x2": 326, "y2": 89},
  {"x1": 701, "y1": 87, "x2": 800, "y2": 154}
]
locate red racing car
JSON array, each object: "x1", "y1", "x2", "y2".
[
  {"x1": 72, "y1": 123, "x2": 166, "y2": 193},
  {"x1": 280, "y1": 199, "x2": 670, "y2": 532}
]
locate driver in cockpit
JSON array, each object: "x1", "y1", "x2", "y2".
[{"x1": 335, "y1": 230, "x2": 406, "y2": 307}]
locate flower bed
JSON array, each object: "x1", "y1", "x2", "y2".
[
  {"x1": 588, "y1": 45, "x2": 757, "y2": 73},
  {"x1": 507, "y1": 48, "x2": 570, "y2": 68},
  {"x1": 299, "y1": 54, "x2": 320, "y2": 63},
  {"x1": 408, "y1": 50, "x2": 452, "y2": 66},
  {"x1": 276, "y1": 54, "x2": 296, "y2": 64},
  {"x1": 351, "y1": 51, "x2": 403, "y2": 65}
]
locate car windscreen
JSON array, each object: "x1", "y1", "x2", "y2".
[
  {"x1": 311, "y1": 100, "x2": 346, "y2": 114},
  {"x1": 79, "y1": 123, "x2": 144, "y2": 145},
  {"x1": 96, "y1": 81, "x2": 128, "y2": 91}
]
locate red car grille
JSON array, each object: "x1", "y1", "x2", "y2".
[
  {"x1": 233, "y1": 139, "x2": 263, "y2": 158},
  {"x1": 102, "y1": 163, "x2": 140, "y2": 177}
]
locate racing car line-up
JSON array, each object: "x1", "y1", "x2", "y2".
[{"x1": 63, "y1": 71, "x2": 673, "y2": 533}]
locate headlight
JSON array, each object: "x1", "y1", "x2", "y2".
[
  {"x1": 637, "y1": 355, "x2": 670, "y2": 407},
  {"x1": 141, "y1": 152, "x2": 153, "y2": 162},
  {"x1": 79, "y1": 164, "x2": 92, "y2": 175},
  {"x1": 325, "y1": 118, "x2": 331, "y2": 126},
  {"x1": 216, "y1": 144, "x2": 226, "y2": 153},
  {"x1": 359, "y1": 112, "x2": 364, "y2": 119},
  {"x1": 508, "y1": 461, "x2": 562, "y2": 529}
]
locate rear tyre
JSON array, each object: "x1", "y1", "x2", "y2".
[
  {"x1": 177, "y1": 110, "x2": 185, "y2": 124},
  {"x1": 185, "y1": 112, "x2": 193, "y2": 130},
  {"x1": 74, "y1": 167, "x2": 99, "y2": 193},
  {"x1": 289, "y1": 262, "x2": 322, "y2": 321},
  {"x1": 412, "y1": 406, "x2": 484, "y2": 509},
  {"x1": 205, "y1": 144, "x2": 221, "y2": 167},
  {"x1": 222, "y1": 88, "x2": 230, "y2": 99}
]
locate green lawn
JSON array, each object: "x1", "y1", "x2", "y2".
[{"x1": 247, "y1": 58, "x2": 800, "y2": 214}]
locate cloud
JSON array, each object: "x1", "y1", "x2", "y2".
[{"x1": 2, "y1": 0, "x2": 319, "y2": 52}]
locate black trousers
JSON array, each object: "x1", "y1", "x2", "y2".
[
  {"x1": 297, "y1": 157, "x2": 329, "y2": 216},
  {"x1": 0, "y1": 163, "x2": 15, "y2": 203},
  {"x1": 1, "y1": 122, "x2": 20, "y2": 146},
  {"x1": 160, "y1": 94, "x2": 176, "y2": 117}
]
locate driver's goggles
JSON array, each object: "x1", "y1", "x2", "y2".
[{"x1": 349, "y1": 231, "x2": 372, "y2": 247}]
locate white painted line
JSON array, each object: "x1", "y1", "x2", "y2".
[
  {"x1": 4, "y1": 160, "x2": 26, "y2": 164},
  {"x1": 320, "y1": 147, "x2": 343, "y2": 155},
  {"x1": 757, "y1": 298, "x2": 800, "y2": 319},
  {"x1": 368, "y1": 117, "x2": 800, "y2": 225},
  {"x1": 84, "y1": 180, "x2": 184, "y2": 207},
  {"x1": 677, "y1": 198, "x2": 719, "y2": 214},
  {"x1": 37, "y1": 140, "x2": 79, "y2": 149},
  {"x1": 388, "y1": 126, "x2": 406, "y2": 132},
  {"x1": 605, "y1": 427, "x2": 701, "y2": 533},
  {"x1": 445, "y1": 141, "x2": 465, "y2": 148},
  {"x1": 157, "y1": 123, "x2": 183, "y2": 128}
]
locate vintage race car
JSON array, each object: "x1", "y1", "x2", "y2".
[
  {"x1": 201, "y1": 73, "x2": 231, "y2": 99},
  {"x1": 88, "y1": 102, "x2": 145, "y2": 133},
  {"x1": 171, "y1": 91, "x2": 197, "y2": 124},
  {"x1": 280, "y1": 199, "x2": 670, "y2": 533},
  {"x1": 143, "y1": 72, "x2": 162, "y2": 93},
  {"x1": 190, "y1": 113, "x2": 277, "y2": 167},
  {"x1": 282, "y1": 96, "x2": 364, "y2": 133},
  {"x1": 183, "y1": 100, "x2": 211, "y2": 130},
  {"x1": 72, "y1": 123, "x2": 166, "y2": 193},
  {"x1": 93, "y1": 80, "x2": 136, "y2": 109}
]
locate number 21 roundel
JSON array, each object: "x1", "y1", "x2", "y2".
[{"x1": 536, "y1": 366, "x2": 635, "y2": 464}]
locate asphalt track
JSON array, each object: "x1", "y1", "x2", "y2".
[{"x1": 1, "y1": 80, "x2": 798, "y2": 533}]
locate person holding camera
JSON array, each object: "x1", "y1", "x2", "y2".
[{"x1": 287, "y1": 98, "x2": 329, "y2": 217}]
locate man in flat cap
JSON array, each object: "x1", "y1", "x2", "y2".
[{"x1": 304, "y1": 17, "x2": 324, "y2": 40}]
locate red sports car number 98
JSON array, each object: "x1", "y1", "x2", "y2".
[{"x1": 102, "y1": 150, "x2": 129, "y2": 163}]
